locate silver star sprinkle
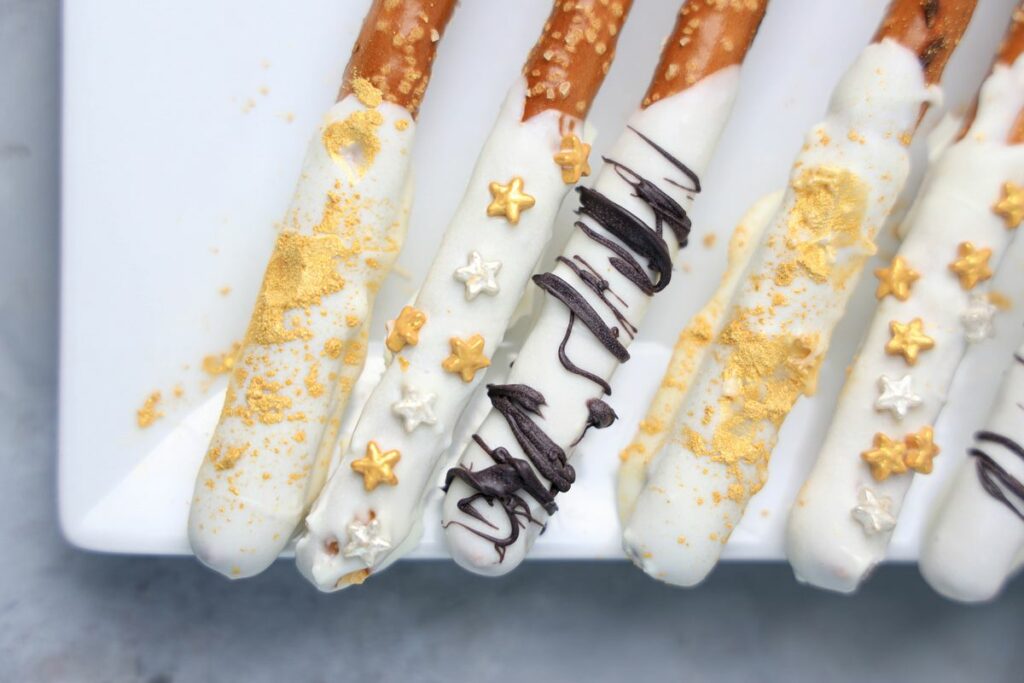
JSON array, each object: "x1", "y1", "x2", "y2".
[
  {"x1": 454, "y1": 251, "x2": 501, "y2": 300},
  {"x1": 960, "y1": 293, "x2": 997, "y2": 343},
  {"x1": 343, "y1": 517, "x2": 392, "y2": 567},
  {"x1": 850, "y1": 487, "x2": 897, "y2": 536},
  {"x1": 391, "y1": 384, "x2": 437, "y2": 432},
  {"x1": 875, "y1": 374, "x2": 922, "y2": 420}
]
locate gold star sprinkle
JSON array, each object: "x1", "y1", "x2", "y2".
[
  {"x1": 861, "y1": 432, "x2": 908, "y2": 482},
  {"x1": 904, "y1": 426, "x2": 940, "y2": 475},
  {"x1": 351, "y1": 441, "x2": 401, "y2": 491},
  {"x1": 441, "y1": 334, "x2": 490, "y2": 382},
  {"x1": 385, "y1": 306, "x2": 426, "y2": 353},
  {"x1": 553, "y1": 134, "x2": 591, "y2": 184},
  {"x1": 486, "y1": 177, "x2": 535, "y2": 225},
  {"x1": 874, "y1": 256, "x2": 920, "y2": 301},
  {"x1": 885, "y1": 318, "x2": 935, "y2": 365},
  {"x1": 993, "y1": 181, "x2": 1024, "y2": 229},
  {"x1": 948, "y1": 242, "x2": 993, "y2": 291}
]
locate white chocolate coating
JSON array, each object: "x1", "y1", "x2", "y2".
[
  {"x1": 442, "y1": 67, "x2": 743, "y2": 575},
  {"x1": 920, "y1": 346, "x2": 1024, "y2": 602},
  {"x1": 188, "y1": 93, "x2": 415, "y2": 579},
  {"x1": 296, "y1": 80, "x2": 581, "y2": 590},
  {"x1": 787, "y1": 56, "x2": 1024, "y2": 593},
  {"x1": 621, "y1": 40, "x2": 937, "y2": 587},
  {"x1": 617, "y1": 190, "x2": 782, "y2": 525}
]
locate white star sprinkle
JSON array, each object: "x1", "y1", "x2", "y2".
[
  {"x1": 960, "y1": 293, "x2": 997, "y2": 343},
  {"x1": 875, "y1": 374, "x2": 922, "y2": 420},
  {"x1": 454, "y1": 251, "x2": 501, "y2": 300},
  {"x1": 391, "y1": 384, "x2": 437, "y2": 432},
  {"x1": 850, "y1": 487, "x2": 897, "y2": 536},
  {"x1": 343, "y1": 517, "x2": 391, "y2": 567}
]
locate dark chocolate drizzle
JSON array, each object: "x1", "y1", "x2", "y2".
[
  {"x1": 445, "y1": 126, "x2": 699, "y2": 558},
  {"x1": 971, "y1": 430, "x2": 1024, "y2": 523}
]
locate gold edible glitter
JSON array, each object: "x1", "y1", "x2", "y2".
[
  {"x1": 323, "y1": 338, "x2": 343, "y2": 359},
  {"x1": 136, "y1": 391, "x2": 163, "y2": 428},
  {"x1": 202, "y1": 341, "x2": 242, "y2": 375},
  {"x1": 775, "y1": 167, "x2": 870, "y2": 286},
  {"x1": 210, "y1": 443, "x2": 249, "y2": 472},
  {"x1": 247, "y1": 232, "x2": 347, "y2": 346},
  {"x1": 305, "y1": 362, "x2": 325, "y2": 398},
  {"x1": 322, "y1": 109, "x2": 385, "y2": 177},
  {"x1": 351, "y1": 77, "x2": 383, "y2": 108}
]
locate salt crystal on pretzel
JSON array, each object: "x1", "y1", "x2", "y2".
[
  {"x1": 620, "y1": 0, "x2": 976, "y2": 588},
  {"x1": 187, "y1": 0, "x2": 457, "y2": 579},
  {"x1": 296, "y1": 0, "x2": 634, "y2": 591}
]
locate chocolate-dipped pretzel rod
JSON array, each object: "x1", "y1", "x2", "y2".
[
  {"x1": 187, "y1": 0, "x2": 457, "y2": 580},
  {"x1": 620, "y1": 0, "x2": 977, "y2": 588},
  {"x1": 787, "y1": 5, "x2": 1024, "y2": 594},
  {"x1": 920, "y1": 348, "x2": 1024, "y2": 602},
  {"x1": 296, "y1": 0, "x2": 634, "y2": 591},
  {"x1": 441, "y1": 0, "x2": 768, "y2": 575}
]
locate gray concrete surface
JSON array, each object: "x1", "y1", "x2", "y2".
[{"x1": 2, "y1": 1, "x2": 1022, "y2": 681}]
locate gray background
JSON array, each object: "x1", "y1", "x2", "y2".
[{"x1": 3, "y1": 2, "x2": 1023, "y2": 682}]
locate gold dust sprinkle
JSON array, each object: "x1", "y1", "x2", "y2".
[
  {"x1": 351, "y1": 77, "x2": 383, "y2": 108},
  {"x1": 247, "y1": 232, "x2": 346, "y2": 345},
  {"x1": 323, "y1": 338, "x2": 343, "y2": 359},
  {"x1": 136, "y1": 391, "x2": 163, "y2": 428},
  {"x1": 993, "y1": 181, "x2": 1024, "y2": 229},
  {"x1": 861, "y1": 432, "x2": 908, "y2": 482},
  {"x1": 885, "y1": 318, "x2": 934, "y2": 365},
  {"x1": 442, "y1": 334, "x2": 490, "y2": 382},
  {"x1": 202, "y1": 341, "x2": 242, "y2": 375},
  {"x1": 385, "y1": 306, "x2": 427, "y2": 353},
  {"x1": 948, "y1": 242, "x2": 993, "y2": 291},
  {"x1": 553, "y1": 134, "x2": 591, "y2": 184},
  {"x1": 351, "y1": 440, "x2": 401, "y2": 491},
  {"x1": 210, "y1": 443, "x2": 249, "y2": 472},
  {"x1": 486, "y1": 177, "x2": 536, "y2": 225},
  {"x1": 874, "y1": 256, "x2": 919, "y2": 301},
  {"x1": 305, "y1": 362, "x2": 325, "y2": 398},
  {"x1": 323, "y1": 109, "x2": 385, "y2": 177}
]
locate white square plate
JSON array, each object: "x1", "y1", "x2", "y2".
[{"x1": 61, "y1": 0, "x2": 1024, "y2": 564}]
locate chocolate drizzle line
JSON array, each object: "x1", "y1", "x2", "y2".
[
  {"x1": 445, "y1": 126, "x2": 699, "y2": 558},
  {"x1": 971, "y1": 430, "x2": 1024, "y2": 522}
]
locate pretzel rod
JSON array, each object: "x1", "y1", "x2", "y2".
[
  {"x1": 620, "y1": 0, "x2": 976, "y2": 588},
  {"x1": 920, "y1": 348, "x2": 1024, "y2": 602},
  {"x1": 787, "y1": 8, "x2": 1024, "y2": 594},
  {"x1": 187, "y1": 0, "x2": 456, "y2": 580},
  {"x1": 617, "y1": 191, "x2": 782, "y2": 524},
  {"x1": 295, "y1": 0, "x2": 633, "y2": 591},
  {"x1": 441, "y1": 0, "x2": 768, "y2": 576}
]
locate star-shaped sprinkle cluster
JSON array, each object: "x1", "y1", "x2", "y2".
[
  {"x1": 960, "y1": 293, "x2": 997, "y2": 343},
  {"x1": 441, "y1": 334, "x2": 490, "y2": 382},
  {"x1": 553, "y1": 133, "x2": 592, "y2": 184},
  {"x1": 993, "y1": 181, "x2": 1024, "y2": 229},
  {"x1": 351, "y1": 440, "x2": 401, "y2": 491},
  {"x1": 875, "y1": 374, "x2": 922, "y2": 420},
  {"x1": 949, "y1": 241, "x2": 993, "y2": 291},
  {"x1": 885, "y1": 318, "x2": 935, "y2": 365},
  {"x1": 386, "y1": 306, "x2": 427, "y2": 353},
  {"x1": 342, "y1": 516, "x2": 392, "y2": 567},
  {"x1": 391, "y1": 384, "x2": 437, "y2": 432},
  {"x1": 861, "y1": 427, "x2": 940, "y2": 481},
  {"x1": 874, "y1": 256, "x2": 920, "y2": 301},
  {"x1": 454, "y1": 251, "x2": 501, "y2": 300},
  {"x1": 486, "y1": 177, "x2": 535, "y2": 225},
  {"x1": 850, "y1": 487, "x2": 897, "y2": 535},
  {"x1": 861, "y1": 432, "x2": 908, "y2": 481}
]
